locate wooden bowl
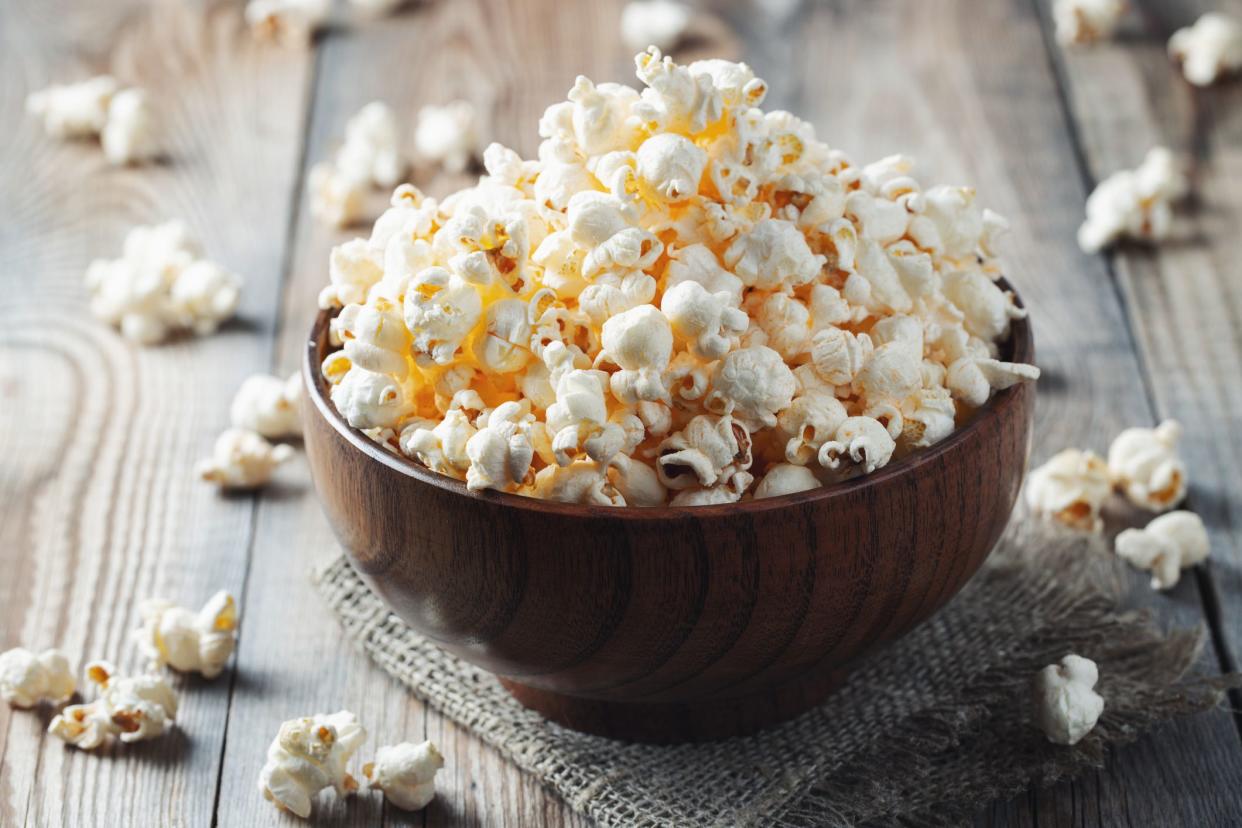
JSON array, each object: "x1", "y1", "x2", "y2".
[{"x1": 303, "y1": 296, "x2": 1035, "y2": 743}]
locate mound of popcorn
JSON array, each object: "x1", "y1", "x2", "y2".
[{"x1": 317, "y1": 49, "x2": 1038, "y2": 507}]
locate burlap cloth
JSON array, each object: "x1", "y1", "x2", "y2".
[{"x1": 313, "y1": 521, "x2": 1236, "y2": 827}]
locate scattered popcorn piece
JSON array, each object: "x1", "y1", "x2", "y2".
[
  {"x1": 415, "y1": 101, "x2": 479, "y2": 174},
  {"x1": 0, "y1": 648, "x2": 75, "y2": 708},
  {"x1": 316, "y1": 50, "x2": 1038, "y2": 505},
  {"x1": 231, "y1": 372, "x2": 304, "y2": 439},
  {"x1": 754, "y1": 463, "x2": 819, "y2": 499},
  {"x1": 336, "y1": 101, "x2": 407, "y2": 190},
  {"x1": 1025, "y1": 448, "x2": 1112, "y2": 532},
  {"x1": 621, "y1": 0, "x2": 692, "y2": 52},
  {"x1": 259, "y1": 711, "x2": 366, "y2": 819},
  {"x1": 132, "y1": 590, "x2": 239, "y2": 678},
  {"x1": 197, "y1": 428, "x2": 294, "y2": 489},
  {"x1": 48, "y1": 661, "x2": 178, "y2": 748},
  {"x1": 1032, "y1": 654, "x2": 1104, "y2": 745},
  {"x1": 1168, "y1": 13, "x2": 1242, "y2": 86},
  {"x1": 85, "y1": 220, "x2": 242, "y2": 343},
  {"x1": 1107, "y1": 419, "x2": 1187, "y2": 512},
  {"x1": 1115, "y1": 510, "x2": 1209, "y2": 590},
  {"x1": 308, "y1": 162, "x2": 368, "y2": 229},
  {"x1": 364, "y1": 741, "x2": 444, "y2": 811},
  {"x1": 101, "y1": 88, "x2": 160, "y2": 165},
  {"x1": 1077, "y1": 147, "x2": 1189, "y2": 253},
  {"x1": 246, "y1": 0, "x2": 330, "y2": 44},
  {"x1": 1053, "y1": 0, "x2": 1127, "y2": 45},
  {"x1": 26, "y1": 75, "x2": 118, "y2": 138}
]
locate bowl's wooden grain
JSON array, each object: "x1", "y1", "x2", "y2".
[{"x1": 303, "y1": 299, "x2": 1035, "y2": 743}]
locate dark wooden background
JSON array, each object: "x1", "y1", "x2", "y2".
[{"x1": 1, "y1": 0, "x2": 1240, "y2": 824}]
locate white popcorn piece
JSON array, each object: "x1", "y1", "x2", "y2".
[
  {"x1": 1115, "y1": 510, "x2": 1210, "y2": 590},
  {"x1": 1169, "y1": 13, "x2": 1242, "y2": 86},
  {"x1": 706, "y1": 345, "x2": 796, "y2": 429},
  {"x1": 661, "y1": 279, "x2": 748, "y2": 360},
  {"x1": 246, "y1": 0, "x2": 330, "y2": 44},
  {"x1": 817, "y1": 416, "x2": 896, "y2": 475},
  {"x1": 101, "y1": 88, "x2": 160, "y2": 165},
  {"x1": 85, "y1": 220, "x2": 242, "y2": 344},
  {"x1": 1032, "y1": 654, "x2": 1104, "y2": 745},
  {"x1": 337, "y1": 101, "x2": 407, "y2": 190},
  {"x1": 1025, "y1": 448, "x2": 1112, "y2": 532},
  {"x1": 132, "y1": 590, "x2": 239, "y2": 678},
  {"x1": 364, "y1": 741, "x2": 444, "y2": 812},
  {"x1": 308, "y1": 162, "x2": 368, "y2": 229},
  {"x1": 620, "y1": 0, "x2": 691, "y2": 52},
  {"x1": 197, "y1": 428, "x2": 294, "y2": 489},
  {"x1": 415, "y1": 101, "x2": 479, "y2": 174},
  {"x1": 48, "y1": 661, "x2": 178, "y2": 748},
  {"x1": 754, "y1": 463, "x2": 820, "y2": 499},
  {"x1": 0, "y1": 648, "x2": 75, "y2": 708},
  {"x1": 1107, "y1": 420, "x2": 1187, "y2": 513},
  {"x1": 1053, "y1": 0, "x2": 1127, "y2": 45},
  {"x1": 26, "y1": 75, "x2": 118, "y2": 138},
  {"x1": 312, "y1": 50, "x2": 1039, "y2": 505},
  {"x1": 231, "y1": 372, "x2": 303, "y2": 439},
  {"x1": 1077, "y1": 147, "x2": 1188, "y2": 253},
  {"x1": 259, "y1": 711, "x2": 366, "y2": 819}
]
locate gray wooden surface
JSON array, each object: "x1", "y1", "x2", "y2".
[{"x1": 1, "y1": 0, "x2": 1240, "y2": 825}]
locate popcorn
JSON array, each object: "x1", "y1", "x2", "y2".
[
  {"x1": 1077, "y1": 147, "x2": 1188, "y2": 253},
  {"x1": 1025, "y1": 448, "x2": 1111, "y2": 532},
  {"x1": 620, "y1": 0, "x2": 692, "y2": 52},
  {"x1": 1107, "y1": 419, "x2": 1187, "y2": 512},
  {"x1": 308, "y1": 162, "x2": 368, "y2": 228},
  {"x1": 48, "y1": 661, "x2": 178, "y2": 748},
  {"x1": 1168, "y1": 13, "x2": 1242, "y2": 86},
  {"x1": 317, "y1": 51, "x2": 1037, "y2": 505},
  {"x1": 197, "y1": 428, "x2": 294, "y2": 489},
  {"x1": 132, "y1": 590, "x2": 239, "y2": 678},
  {"x1": 754, "y1": 463, "x2": 819, "y2": 499},
  {"x1": 246, "y1": 0, "x2": 330, "y2": 44},
  {"x1": 26, "y1": 75, "x2": 118, "y2": 138},
  {"x1": 85, "y1": 220, "x2": 242, "y2": 344},
  {"x1": 101, "y1": 89, "x2": 160, "y2": 165},
  {"x1": 336, "y1": 101, "x2": 407, "y2": 190},
  {"x1": 364, "y1": 741, "x2": 444, "y2": 811},
  {"x1": 1053, "y1": 0, "x2": 1127, "y2": 45},
  {"x1": 231, "y1": 372, "x2": 303, "y2": 439},
  {"x1": 1032, "y1": 654, "x2": 1104, "y2": 745},
  {"x1": 1115, "y1": 510, "x2": 1210, "y2": 590},
  {"x1": 259, "y1": 711, "x2": 366, "y2": 818},
  {"x1": 415, "y1": 101, "x2": 479, "y2": 174},
  {"x1": 0, "y1": 648, "x2": 75, "y2": 708}
]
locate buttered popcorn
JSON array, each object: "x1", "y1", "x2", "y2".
[
  {"x1": 318, "y1": 49, "x2": 1038, "y2": 506},
  {"x1": 48, "y1": 661, "x2": 177, "y2": 749},
  {"x1": 259, "y1": 711, "x2": 366, "y2": 818},
  {"x1": 132, "y1": 590, "x2": 239, "y2": 678}
]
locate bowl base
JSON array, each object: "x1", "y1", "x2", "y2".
[{"x1": 499, "y1": 666, "x2": 851, "y2": 743}]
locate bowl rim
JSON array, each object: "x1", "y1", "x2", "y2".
[{"x1": 304, "y1": 281, "x2": 1034, "y2": 520}]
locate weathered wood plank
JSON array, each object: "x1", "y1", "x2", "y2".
[
  {"x1": 1033, "y1": 0, "x2": 1242, "y2": 672},
  {"x1": 0, "y1": 1, "x2": 313, "y2": 825},
  {"x1": 785, "y1": 0, "x2": 1242, "y2": 825}
]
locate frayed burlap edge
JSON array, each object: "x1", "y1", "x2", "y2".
[{"x1": 313, "y1": 521, "x2": 1238, "y2": 828}]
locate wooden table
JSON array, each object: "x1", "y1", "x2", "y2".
[{"x1": 2, "y1": 0, "x2": 1240, "y2": 824}]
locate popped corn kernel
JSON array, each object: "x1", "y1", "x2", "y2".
[
  {"x1": 415, "y1": 101, "x2": 480, "y2": 174},
  {"x1": 1053, "y1": 0, "x2": 1127, "y2": 45},
  {"x1": 197, "y1": 428, "x2": 294, "y2": 489},
  {"x1": 1169, "y1": 13, "x2": 1242, "y2": 86},
  {"x1": 48, "y1": 660, "x2": 178, "y2": 748},
  {"x1": 231, "y1": 372, "x2": 303, "y2": 439},
  {"x1": 1107, "y1": 419, "x2": 1187, "y2": 512},
  {"x1": 1077, "y1": 147, "x2": 1188, "y2": 253},
  {"x1": 0, "y1": 648, "x2": 75, "y2": 708},
  {"x1": 26, "y1": 75, "x2": 118, "y2": 138},
  {"x1": 620, "y1": 0, "x2": 692, "y2": 52},
  {"x1": 259, "y1": 711, "x2": 366, "y2": 819},
  {"x1": 1115, "y1": 510, "x2": 1209, "y2": 590},
  {"x1": 1032, "y1": 654, "x2": 1104, "y2": 745},
  {"x1": 246, "y1": 0, "x2": 330, "y2": 44},
  {"x1": 1025, "y1": 448, "x2": 1111, "y2": 533},
  {"x1": 364, "y1": 740, "x2": 444, "y2": 811},
  {"x1": 132, "y1": 590, "x2": 239, "y2": 678},
  {"x1": 101, "y1": 88, "x2": 160, "y2": 166},
  {"x1": 315, "y1": 50, "x2": 1038, "y2": 505}
]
